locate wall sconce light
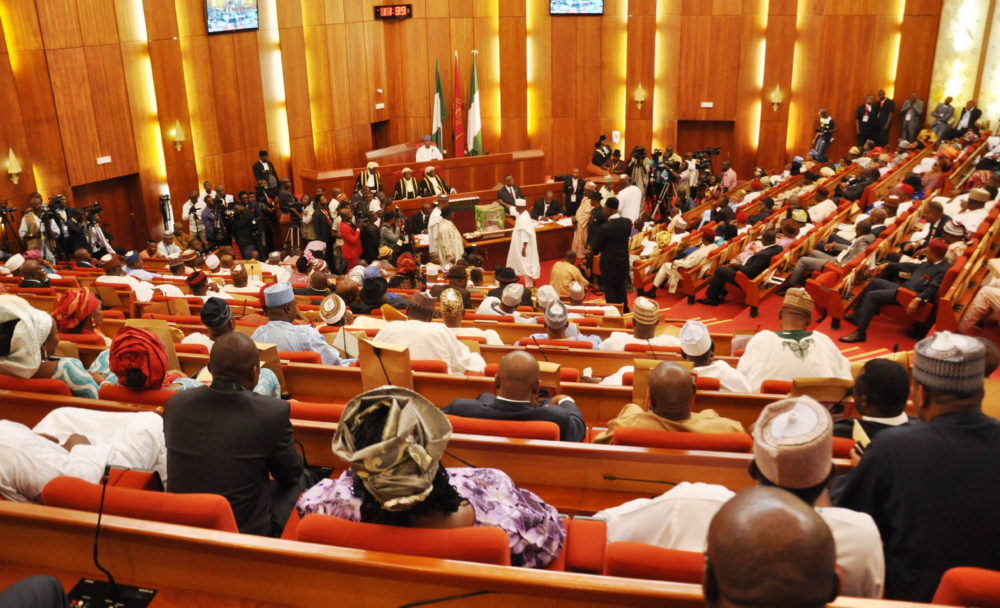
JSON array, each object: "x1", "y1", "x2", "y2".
[
  {"x1": 768, "y1": 85, "x2": 785, "y2": 112},
  {"x1": 171, "y1": 120, "x2": 186, "y2": 151},
  {"x1": 633, "y1": 84, "x2": 647, "y2": 110},
  {"x1": 6, "y1": 149, "x2": 21, "y2": 185}
]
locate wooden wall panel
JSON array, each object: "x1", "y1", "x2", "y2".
[
  {"x1": 147, "y1": 39, "x2": 194, "y2": 167},
  {"x1": 142, "y1": 0, "x2": 179, "y2": 41},
  {"x1": 7, "y1": 50, "x2": 69, "y2": 193},
  {"x1": 278, "y1": 27, "x2": 312, "y2": 140},
  {"x1": 35, "y1": 0, "x2": 82, "y2": 50},
  {"x1": 206, "y1": 35, "x2": 243, "y2": 154},
  {"x1": 0, "y1": 57, "x2": 36, "y2": 199},
  {"x1": 232, "y1": 32, "x2": 268, "y2": 153},
  {"x1": 47, "y1": 47, "x2": 102, "y2": 185},
  {"x1": 85, "y1": 44, "x2": 139, "y2": 179},
  {"x1": 76, "y1": 0, "x2": 120, "y2": 46}
]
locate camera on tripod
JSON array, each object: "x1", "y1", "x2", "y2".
[
  {"x1": 0, "y1": 201, "x2": 15, "y2": 223},
  {"x1": 692, "y1": 146, "x2": 721, "y2": 174},
  {"x1": 82, "y1": 202, "x2": 103, "y2": 221}
]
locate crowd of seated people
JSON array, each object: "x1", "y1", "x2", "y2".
[{"x1": 1, "y1": 125, "x2": 1000, "y2": 605}]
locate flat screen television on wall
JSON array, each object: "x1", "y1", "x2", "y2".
[
  {"x1": 550, "y1": 0, "x2": 604, "y2": 15},
  {"x1": 206, "y1": 0, "x2": 259, "y2": 34}
]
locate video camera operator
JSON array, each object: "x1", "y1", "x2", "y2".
[
  {"x1": 0, "y1": 201, "x2": 18, "y2": 251},
  {"x1": 81, "y1": 202, "x2": 113, "y2": 257},
  {"x1": 65, "y1": 207, "x2": 89, "y2": 254},
  {"x1": 201, "y1": 195, "x2": 230, "y2": 250},
  {"x1": 229, "y1": 194, "x2": 260, "y2": 259},
  {"x1": 19, "y1": 193, "x2": 61, "y2": 261},
  {"x1": 626, "y1": 145, "x2": 652, "y2": 195},
  {"x1": 248, "y1": 187, "x2": 275, "y2": 253}
]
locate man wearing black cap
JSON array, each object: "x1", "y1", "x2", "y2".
[
  {"x1": 832, "y1": 332, "x2": 1000, "y2": 602},
  {"x1": 430, "y1": 264, "x2": 472, "y2": 308},
  {"x1": 840, "y1": 238, "x2": 950, "y2": 343},
  {"x1": 487, "y1": 267, "x2": 532, "y2": 306}
]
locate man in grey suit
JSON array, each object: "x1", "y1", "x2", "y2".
[
  {"x1": 931, "y1": 96, "x2": 955, "y2": 139},
  {"x1": 782, "y1": 219, "x2": 875, "y2": 291},
  {"x1": 900, "y1": 93, "x2": 924, "y2": 143}
]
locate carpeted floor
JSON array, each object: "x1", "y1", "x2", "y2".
[{"x1": 535, "y1": 258, "x2": 924, "y2": 360}]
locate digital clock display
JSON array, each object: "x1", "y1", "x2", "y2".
[{"x1": 374, "y1": 4, "x2": 412, "y2": 19}]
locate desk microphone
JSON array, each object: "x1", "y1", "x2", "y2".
[
  {"x1": 529, "y1": 335, "x2": 550, "y2": 363},
  {"x1": 66, "y1": 464, "x2": 157, "y2": 607}
]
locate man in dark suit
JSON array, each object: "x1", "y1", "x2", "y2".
[
  {"x1": 698, "y1": 228, "x2": 782, "y2": 306},
  {"x1": 530, "y1": 190, "x2": 563, "y2": 219},
  {"x1": 443, "y1": 350, "x2": 585, "y2": 442},
  {"x1": 252, "y1": 150, "x2": 279, "y2": 199},
  {"x1": 945, "y1": 100, "x2": 983, "y2": 139},
  {"x1": 496, "y1": 174, "x2": 523, "y2": 209},
  {"x1": 558, "y1": 168, "x2": 586, "y2": 216},
  {"x1": 840, "y1": 239, "x2": 951, "y2": 343},
  {"x1": 835, "y1": 167, "x2": 878, "y2": 202},
  {"x1": 855, "y1": 94, "x2": 879, "y2": 147},
  {"x1": 876, "y1": 89, "x2": 896, "y2": 147},
  {"x1": 409, "y1": 201, "x2": 434, "y2": 235},
  {"x1": 163, "y1": 332, "x2": 305, "y2": 537},
  {"x1": 590, "y1": 197, "x2": 632, "y2": 311}
]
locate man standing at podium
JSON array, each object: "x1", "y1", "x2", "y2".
[
  {"x1": 416, "y1": 135, "x2": 443, "y2": 162},
  {"x1": 507, "y1": 198, "x2": 540, "y2": 287}
]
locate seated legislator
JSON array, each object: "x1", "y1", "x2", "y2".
[
  {"x1": 832, "y1": 358, "x2": 915, "y2": 442},
  {"x1": 597, "y1": 396, "x2": 883, "y2": 598},
  {"x1": 0, "y1": 295, "x2": 100, "y2": 399},
  {"x1": 784, "y1": 219, "x2": 875, "y2": 291},
  {"x1": 593, "y1": 361, "x2": 744, "y2": 444},
  {"x1": 387, "y1": 253, "x2": 427, "y2": 290},
  {"x1": 53, "y1": 288, "x2": 106, "y2": 343},
  {"x1": 548, "y1": 251, "x2": 587, "y2": 297},
  {"x1": 251, "y1": 283, "x2": 353, "y2": 366},
  {"x1": 678, "y1": 320, "x2": 751, "y2": 393},
  {"x1": 697, "y1": 228, "x2": 783, "y2": 306},
  {"x1": 443, "y1": 350, "x2": 585, "y2": 442},
  {"x1": 704, "y1": 487, "x2": 841, "y2": 608},
  {"x1": 566, "y1": 281, "x2": 621, "y2": 317},
  {"x1": 429, "y1": 264, "x2": 472, "y2": 309},
  {"x1": 737, "y1": 289, "x2": 851, "y2": 391},
  {"x1": 414, "y1": 134, "x2": 443, "y2": 162},
  {"x1": 0, "y1": 575, "x2": 70, "y2": 607},
  {"x1": 598, "y1": 296, "x2": 680, "y2": 352},
  {"x1": 17, "y1": 259, "x2": 51, "y2": 288},
  {"x1": 476, "y1": 283, "x2": 533, "y2": 324},
  {"x1": 439, "y1": 288, "x2": 503, "y2": 346},
  {"x1": 486, "y1": 267, "x2": 534, "y2": 307},
  {"x1": 0, "y1": 406, "x2": 166, "y2": 502},
  {"x1": 840, "y1": 239, "x2": 951, "y2": 343},
  {"x1": 528, "y1": 301, "x2": 602, "y2": 348},
  {"x1": 96, "y1": 327, "x2": 202, "y2": 392},
  {"x1": 418, "y1": 166, "x2": 455, "y2": 197},
  {"x1": 530, "y1": 190, "x2": 563, "y2": 219},
  {"x1": 392, "y1": 167, "x2": 421, "y2": 200},
  {"x1": 164, "y1": 332, "x2": 306, "y2": 537},
  {"x1": 832, "y1": 332, "x2": 1000, "y2": 602},
  {"x1": 295, "y1": 386, "x2": 566, "y2": 568},
  {"x1": 641, "y1": 228, "x2": 717, "y2": 297},
  {"x1": 373, "y1": 292, "x2": 486, "y2": 374}
]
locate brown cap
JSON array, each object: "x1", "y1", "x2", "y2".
[
  {"x1": 969, "y1": 187, "x2": 991, "y2": 203},
  {"x1": 782, "y1": 288, "x2": 814, "y2": 318},
  {"x1": 632, "y1": 296, "x2": 660, "y2": 326}
]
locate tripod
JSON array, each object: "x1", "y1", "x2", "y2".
[{"x1": 0, "y1": 211, "x2": 23, "y2": 253}]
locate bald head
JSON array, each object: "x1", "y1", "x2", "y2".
[
  {"x1": 208, "y1": 332, "x2": 260, "y2": 389},
  {"x1": 19, "y1": 259, "x2": 45, "y2": 282},
  {"x1": 648, "y1": 362, "x2": 696, "y2": 420},
  {"x1": 495, "y1": 351, "x2": 540, "y2": 402},
  {"x1": 705, "y1": 487, "x2": 838, "y2": 608}
]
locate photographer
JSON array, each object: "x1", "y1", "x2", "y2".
[
  {"x1": 82, "y1": 207, "x2": 113, "y2": 257},
  {"x1": 181, "y1": 190, "x2": 207, "y2": 242},
  {"x1": 626, "y1": 145, "x2": 652, "y2": 194},
  {"x1": 201, "y1": 196, "x2": 230, "y2": 250},
  {"x1": 229, "y1": 198, "x2": 260, "y2": 260},
  {"x1": 18, "y1": 194, "x2": 55, "y2": 254}
]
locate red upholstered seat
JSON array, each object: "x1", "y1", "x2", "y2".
[
  {"x1": 455, "y1": 334, "x2": 487, "y2": 344},
  {"x1": 57, "y1": 333, "x2": 107, "y2": 345},
  {"x1": 41, "y1": 476, "x2": 238, "y2": 533},
  {"x1": 623, "y1": 343, "x2": 681, "y2": 354},
  {"x1": 760, "y1": 379, "x2": 793, "y2": 394},
  {"x1": 0, "y1": 375, "x2": 71, "y2": 396},
  {"x1": 293, "y1": 513, "x2": 512, "y2": 566},
  {"x1": 832, "y1": 436, "x2": 855, "y2": 458},
  {"x1": 611, "y1": 427, "x2": 753, "y2": 452},
  {"x1": 564, "y1": 517, "x2": 607, "y2": 573},
  {"x1": 411, "y1": 359, "x2": 448, "y2": 373},
  {"x1": 102, "y1": 310, "x2": 125, "y2": 319},
  {"x1": 516, "y1": 338, "x2": 594, "y2": 349},
  {"x1": 695, "y1": 376, "x2": 720, "y2": 391},
  {"x1": 279, "y1": 351, "x2": 322, "y2": 364},
  {"x1": 288, "y1": 400, "x2": 347, "y2": 423},
  {"x1": 464, "y1": 313, "x2": 514, "y2": 322},
  {"x1": 10, "y1": 286, "x2": 56, "y2": 295},
  {"x1": 482, "y1": 363, "x2": 581, "y2": 383},
  {"x1": 603, "y1": 542, "x2": 704, "y2": 583},
  {"x1": 174, "y1": 343, "x2": 209, "y2": 355},
  {"x1": 99, "y1": 384, "x2": 178, "y2": 406},
  {"x1": 446, "y1": 415, "x2": 560, "y2": 440},
  {"x1": 933, "y1": 567, "x2": 1000, "y2": 607}
]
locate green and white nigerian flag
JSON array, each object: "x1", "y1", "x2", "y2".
[
  {"x1": 466, "y1": 51, "x2": 483, "y2": 156},
  {"x1": 432, "y1": 59, "x2": 446, "y2": 151}
]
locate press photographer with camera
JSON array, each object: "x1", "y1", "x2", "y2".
[
  {"x1": 18, "y1": 194, "x2": 58, "y2": 257},
  {"x1": 201, "y1": 195, "x2": 230, "y2": 250},
  {"x1": 80, "y1": 203, "x2": 113, "y2": 257},
  {"x1": 626, "y1": 145, "x2": 652, "y2": 194}
]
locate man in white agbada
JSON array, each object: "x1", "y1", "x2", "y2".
[
  {"x1": 616, "y1": 174, "x2": 643, "y2": 223},
  {"x1": 435, "y1": 206, "x2": 465, "y2": 267},
  {"x1": 95, "y1": 255, "x2": 182, "y2": 303},
  {"x1": 426, "y1": 195, "x2": 445, "y2": 255},
  {"x1": 737, "y1": 288, "x2": 851, "y2": 391},
  {"x1": 415, "y1": 135, "x2": 443, "y2": 162},
  {"x1": 593, "y1": 396, "x2": 884, "y2": 599},
  {"x1": 678, "y1": 320, "x2": 751, "y2": 393},
  {"x1": 476, "y1": 283, "x2": 535, "y2": 324},
  {"x1": 506, "y1": 198, "x2": 540, "y2": 287},
  {"x1": 373, "y1": 292, "x2": 486, "y2": 374},
  {"x1": 0, "y1": 407, "x2": 167, "y2": 502},
  {"x1": 566, "y1": 281, "x2": 622, "y2": 317},
  {"x1": 598, "y1": 296, "x2": 680, "y2": 352},
  {"x1": 439, "y1": 288, "x2": 504, "y2": 345}
]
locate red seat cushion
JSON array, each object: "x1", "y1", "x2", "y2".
[
  {"x1": 41, "y1": 476, "x2": 238, "y2": 532},
  {"x1": 141, "y1": 313, "x2": 202, "y2": 324},
  {"x1": 516, "y1": 338, "x2": 594, "y2": 349},
  {"x1": 695, "y1": 376, "x2": 720, "y2": 391},
  {"x1": 174, "y1": 343, "x2": 209, "y2": 356},
  {"x1": 279, "y1": 351, "x2": 322, "y2": 364},
  {"x1": 99, "y1": 384, "x2": 177, "y2": 406},
  {"x1": 57, "y1": 333, "x2": 107, "y2": 346},
  {"x1": 446, "y1": 415, "x2": 560, "y2": 440},
  {"x1": 623, "y1": 343, "x2": 681, "y2": 354},
  {"x1": 933, "y1": 567, "x2": 1000, "y2": 607},
  {"x1": 411, "y1": 359, "x2": 448, "y2": 374},
  {"x1": 294, "y1": 513, "x2": 511, "y2": 565},
  {"x1": 0, "y1": 375, "x2": 71, "y2": 396},
  {"x1": 612, "y1": 427, "x2": 753, "y2": 452},
  {"x1": 760, "y1": 379, "x2": 793, "y2": 394},
  {"x1": 565, "y1": 518, "x2": 607, "y2": 573},
  {"x1": 288, "y1": 400, "x2": 347, "y2": 423},
  {"x1": 603, "y1": 542, "x2": 704, "y2": 583}
]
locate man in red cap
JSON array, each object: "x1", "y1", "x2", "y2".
[{"x1": 840, "y1": 238, "x2": 951, "y2": 343}]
